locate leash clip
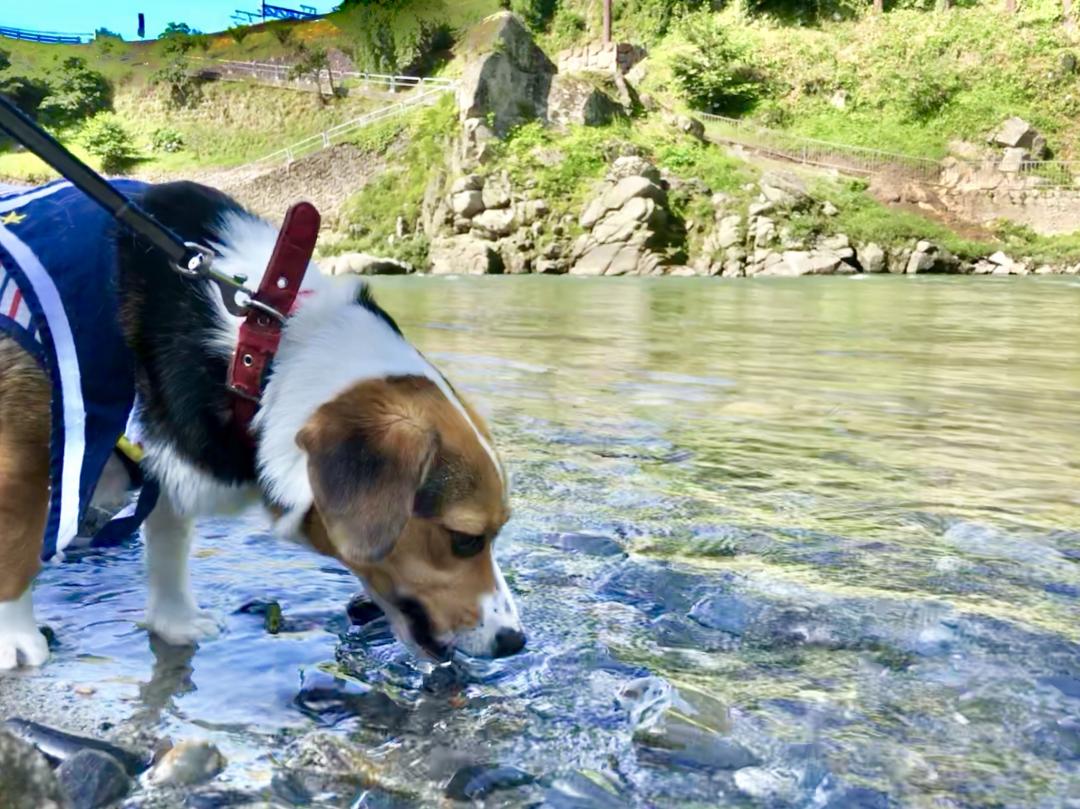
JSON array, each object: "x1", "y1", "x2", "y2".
[{"x1": 171, "y1": 242, "x2": 286, "y2": 322}]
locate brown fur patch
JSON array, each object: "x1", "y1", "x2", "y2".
[
  {"x1": 0, "y1": 338, "x2": 51, "y2": 601},
  {"x1": 298, "y1": 375, "x2": 507, "y2": 639}
]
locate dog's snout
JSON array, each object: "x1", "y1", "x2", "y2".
[{"x1": 492, "y1": 627, "x2": 526, "y2": 658}]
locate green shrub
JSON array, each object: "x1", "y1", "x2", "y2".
[
  {"x1": 150, "y1": 127, "x2": 184, "y2": 153},
  {"x1": 37, "y1": 57, "x2": 112, "y2": 129},
  {"x1": 671, "y1": 11, "x2": 763, "y2": 114},
  {"x1": 227, "y1": 25, "x2": 250, "y2": 44},
  {"x1": 82, "y1": 114, "x2": 134, "y2": 174}
]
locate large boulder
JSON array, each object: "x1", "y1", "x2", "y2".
[
  {"x1": 429, "y1": 235, "x2": 504, "y2": 274},
  {"x1": 322, "y1": 252, "x2": 413, "y2": 276},
  {"x1": 758, "y1": 171, "x2": 811, "y2": 209},
  {"x1": 905, "y1": 241, "x2": 961, "y2": 274},
  {"x1": 457, "y1": 12, "x2": 556, "y2": 136},
  {"x1": 546, "y1": 74, "x2": 625, "y2": 129},
  {"x1": 990, "y1": 116, "x2": 1048, "y2": 157}
]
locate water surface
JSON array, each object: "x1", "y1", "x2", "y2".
[{"x1": 21, "y1": 276, "x2": 1080, "y2": 807}]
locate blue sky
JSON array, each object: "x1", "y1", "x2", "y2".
[{"x1": 1, "y1": 1, "x2": 338, "y2": 40}]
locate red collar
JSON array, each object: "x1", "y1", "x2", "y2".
[{"x1": 227, "y1": 202, "x2": 321, "y2": 438}]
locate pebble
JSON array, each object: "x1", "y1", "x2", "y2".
[
  {"x1": 57, "y1": 749, "x2": 131, "y2": 809},
  {"x1": 733, "y1": 766, "x2": 801, "y2": 801},
  {"x1": 145, "y1": 740, "x2": 226, "y2": 787},
  {"x1": 444, "y1": 763, "x2": 535, "y2": 800}
]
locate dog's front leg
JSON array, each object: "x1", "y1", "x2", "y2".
[{"x1": 142, "y1": 494, "x2": 221, "y2": 645}]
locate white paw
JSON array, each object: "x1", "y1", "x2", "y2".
[
  {"x1": 144, "y1": 603, "x2": 222, "y2": 646},
  {"x1": 0, "y1": 629, "x2": 50, "y2": 670}
]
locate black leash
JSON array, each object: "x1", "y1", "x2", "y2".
[
  {"x1": 0, "y1": 94, "x2": 206, "y2": 273},
  {"x1": 0, "y1": 95, "x2": 276, "y2": 319}
]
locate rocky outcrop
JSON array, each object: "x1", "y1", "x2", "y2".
[
  {"x1": 321, "y1": 252, "x2": 413, "y2": 276},
  {"x1": 546, "y1": 74, "x2": 626, "y2": 129},
  {"x1": 457, "y1": 12, "x2": 556, "y2": 137},
  {"x1": 569, "y1": 161, "x2": 681, "y2": 276},
  {"x1": 429, "y1": 234, "x2": 505, "y2": 275}
]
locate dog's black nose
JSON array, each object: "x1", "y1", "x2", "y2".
[{"x1": 493, "y1": 627, "x2": 526, "y2": 658}]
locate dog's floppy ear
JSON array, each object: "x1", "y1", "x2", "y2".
[{"x1": 297, "y1": 378, "x2": 438, "y2": 565}]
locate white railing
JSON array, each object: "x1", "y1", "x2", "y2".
[
  {"x1": 200, "y1": 58, "x2": 457, "y2": 93},
  {"x1": 233, "y1": 85, "x2": 451, "y2": 173}
]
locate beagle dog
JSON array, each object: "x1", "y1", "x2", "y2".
[{"x1": 0, "y1": 180, "x2": 525, "y2": 669}]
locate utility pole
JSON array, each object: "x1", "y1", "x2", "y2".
[{"x1": 603, "y1": 0, "x2": 612, "y2": 44}]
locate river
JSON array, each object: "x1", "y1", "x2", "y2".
[{"x1": 11, "y1": 275, "x2": 1080, "y2": 807}]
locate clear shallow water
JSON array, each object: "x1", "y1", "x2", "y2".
[{"x1": 17, "y1": 276, "x2": 1080, "y2": 807}]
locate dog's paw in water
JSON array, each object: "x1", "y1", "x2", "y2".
[
  {"x1": 0, "y1": 593, "x2": 50, "y2": 670},
  {"x1": 143, "y1": 604, "x2": 222, "y2": 647}
]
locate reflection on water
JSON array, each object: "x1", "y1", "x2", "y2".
[{"x1": 23, "y1": 277, "x2": 1080, "y2": 806}]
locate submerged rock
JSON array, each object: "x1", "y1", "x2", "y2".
[
  {"x1": 346, "y1": 594, "x2": 385, "y2": 626},
  {"x1": 146, "y1": 740, "x2": 226, "y2": 787},
  {"x1": 543, "y1": 771, "x2": 627, "y2": 809},
  {"x1": 444, "y1": 763, "x2": 535, "y2": 800},
  {"x1": 57, "y1": 749, "x2": 131, "y2": 809},
  {"x1": 294, "y1": 671, "x2": 410, "y2": 729},
  {"x1": 544, "y1": 532, "x2": 626, "y2": 558},
  {"x1": 0, "y1": 730, "x2": 68, "y2": 809}
]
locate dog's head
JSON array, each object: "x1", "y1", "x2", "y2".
[{"x1": 296, "y1": 375, "x2": 524, "y2": 660}]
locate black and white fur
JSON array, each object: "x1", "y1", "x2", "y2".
[{"x1": 5, "y1": 182, "x2": 520, "y2": 661}]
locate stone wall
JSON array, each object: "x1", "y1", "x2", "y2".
[
  {"x1": 557, "y1": 41, "x2": 645, "y2": 75},
  {"x1": 935, "y1": 157, "x2": 1080, "y2": 236}
]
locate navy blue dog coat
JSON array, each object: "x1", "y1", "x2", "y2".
[{"x1": 0, "y1": 180, "x2": 158, "y2": 560}]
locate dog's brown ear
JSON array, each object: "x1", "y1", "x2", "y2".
[{"x1": 297, "y1": 378, "x2": 438, "y2": 565}]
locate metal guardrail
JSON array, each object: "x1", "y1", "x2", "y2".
[
  {"x1": 203, "y1": 58, "x2": 457, "y2": 93},
  {"x1": 234, "y1": 85, "x2": 452, "y2": 173},
  {"x1": 0, "y1": 25, "x2": 91, "y2": 44},
  {"x1": 698, "y1": 111, "x2": 1080, "y2": 190}
]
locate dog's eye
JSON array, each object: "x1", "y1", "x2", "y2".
[{"x1": 449, "y1": 531, "x2": 485, "y2": 558}]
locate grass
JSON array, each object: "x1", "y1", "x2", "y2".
[
  {"x1": 332, "y1": 94, "x2": 459, "y2": 265},
  {"x1": 0, "y1": 81, "x2": 388, "y2": 180},
  {"x1": 634, "y1": 1, "x2": 1080, "y2": 161}
]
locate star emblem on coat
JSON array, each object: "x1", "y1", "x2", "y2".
[{"x1": 0, "y1": 211, "x2": 26, "y2": 226}]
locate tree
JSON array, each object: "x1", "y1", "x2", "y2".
[
  {"x1": 158, "y1": 22, "x2": 201, "y2": 38},
  {"x1": 37, "y1": 56, "x2": 112, "y2": 128},
  {"x1": 291, "y1": 45, "x2": 335, "y2": 97},
  {"x1": 873, "y1": 0, "x2": 884, "y2": 12},
  {"x1": 151, "y1": 56, "x2": 202, "y2": 109},
  {"x1": 671, "y1": 12, "x2": 762, "y2": 114}
]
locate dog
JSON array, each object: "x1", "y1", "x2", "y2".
[{"x1": 0, "y1": 180, "x2": 525, "y2": 670}]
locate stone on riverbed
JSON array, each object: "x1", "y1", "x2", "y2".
[
  {"x1": 145, "y1": 740, "x2": 226, "y2": 787},
  {"x1": 624, "y1": 678, "x2": 758, "y2": 772},
  {"x1": 543, "y1": 532, "x2": 626, "y2": 558},
  {"x1": 57, "y1": 749, "x2": 131, "y2": 809},
  {"x1": 0, "y1": 730, "x2": 68, "y2": 809},
  {"x1": 444, "y1": 763, "x2": 535, "y2": 800},
  {"x1": 294, "y1": 671, "x2": 410, "y2": 729}
]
